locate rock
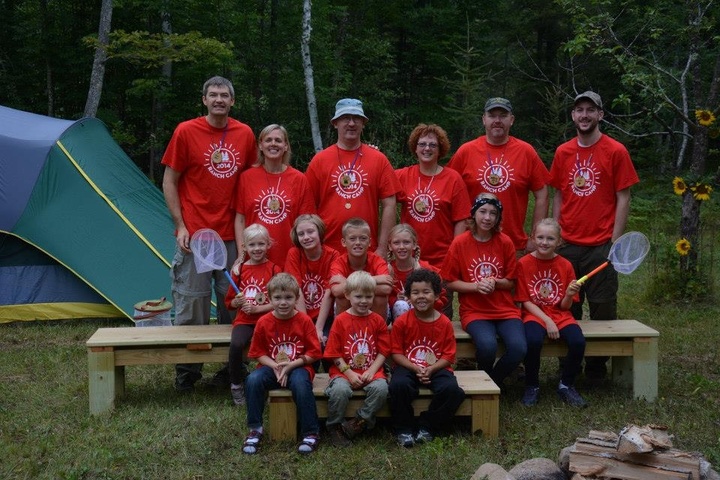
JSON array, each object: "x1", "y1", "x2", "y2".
[
  {"x1": 470, "y1": 462, "x2": 515, "y2": 480},
  {"x1": 558, "y1": 446, "x2": 572, "y2": 475},
  {"x1": 570, "y1": 475, "x2": 587, "y2": 480},
  {"x1": 701, "y1": 460, "x2": 720, "y2": 480},
  {"x1": 508, "y1": 458, "x2": 566, "y2": 480}
]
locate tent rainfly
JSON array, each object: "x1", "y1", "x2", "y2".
[{"x1": 0, "y1": 105, "x2": 175, "y2": 322}]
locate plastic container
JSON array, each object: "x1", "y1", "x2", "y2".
[{"x1": 133, "y1": 298, "x2": 173, "y2": 327}]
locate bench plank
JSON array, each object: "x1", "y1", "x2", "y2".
[
  {"x1": 86, "y1": 320, "x2": 659, "y2": 414},
  {"x1": 267, "y1": 370, "x2": 500, "y2": 441}
]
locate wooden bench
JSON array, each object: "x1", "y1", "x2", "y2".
[
  {"x1": 454, "y1": 319, "x2": 660, "y2": 401},
  {"x1": 266, "y1": 370, "x2": 500, "y2": 441},
  {"x1": 86, "y1": 319, "x2": 658, "y2": 414}
]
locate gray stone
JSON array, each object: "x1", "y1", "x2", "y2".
[
  {"x1": 470, "y1": 462, "x2": 515, "y2": 480},
  {"x1": 508, "y1": 457, "x2": 566, "y2": 480},
  {"x1": 558, "y1": 446, "x2": 572, "y2": 476}
]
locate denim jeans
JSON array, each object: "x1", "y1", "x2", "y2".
[
  {"x1": 524, "y1": 321, "x2": 585, "y2": 387},
  {"x1": 465, "y1": 318, "x2": 526, "y2": 386},
  {"x1": 324, "y1": 376, "x2": 388, "y2": 428},
  {"x1": 245, "y1": 365, "x2": 319, "y2": 437},
  {"x1": 388, "y1": 366, "x2": 465, "y2": 435}
]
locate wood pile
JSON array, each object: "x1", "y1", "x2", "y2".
[{"x1": 569, "y1": 425, "x2": 705, "y2": 479}]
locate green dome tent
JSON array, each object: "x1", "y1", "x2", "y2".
[{"x1": 0, "y1": 106, "x2": 175, "y2": 322}]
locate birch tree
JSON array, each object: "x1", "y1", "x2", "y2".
[
  {"x1": 301, "y1": 0, "x2": 323, "y2": 152},
  {"x1": 84, "y1": 0, "x2": 113, "y2": 118}
]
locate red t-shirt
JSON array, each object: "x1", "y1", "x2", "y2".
[
  {"x1": 515, "y1": 254, "x2": 580, "y2": 330},
  {"x1": 323, "y1": 310, "x2": 391, "y2": 381},
  {"x1": 305, "y1": 144, "x2": 400, "y2": 252},
  {"x1": 390, "y1": 309, "x2": 456, "y2": 370},
  {"x1": 447, "y1": 136, "x2": 550, "y2": 250},
  {"x1": 248, "y1": 310, "x2": 322, "y2": 380},
  {"x1": 161, "y1": 117, "x2": 256, "y2": 240},
  {"x1": 330, "y1": 251, "x2": 390, "y2": 280},
  {"x1": 440, "y1": 231, "x2": 520, "y2": 329},
  {"x1": 284, "y1": 245, "x2": 340, "y2": 320},
  {"x1": 549, "y1": 134, "x2": 639, "y2": 246},
  {"x1": 395, "y1": 165, "x2": 471, "y2": 269},
  {"x1": 225, "y1": 261, "x2": 281, "y2": 326},
  {"x1": 388, "y1": 260, "x2": 448, "y2": 311},
  {"x1": 235, "y1": 165, "x2": 316, "y2": 268}
]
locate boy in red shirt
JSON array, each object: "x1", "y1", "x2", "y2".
[
  {"x1": 389, "y1": 269, "x2": 465, "y2": 447},
  {"x1": 242, "y1": 273, "x2": 322, "y2": 455},
  {"x1": 329, "y1": 217, "x2": 393, "y2": 320},
  {"x1": 323, "y1": 271, "x2": 390, "y2": 447}
]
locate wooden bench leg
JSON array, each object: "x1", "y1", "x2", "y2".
[
  {"x1": 470, "y1": 393, "x2": 499, "y2": 438},
  {"x1": 268, "y1": 397, "x2": 297, "y2": 441},
  {"x1": 88, "y1": 348, "x2": 123, "y2": 415},
  {"x1": 632, "y1": 337, "x2": 658, "y2": 401}
]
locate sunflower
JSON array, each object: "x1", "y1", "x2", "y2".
[
  {"x1": 675, "y1": 238, "x2": 691, "y2": 256},
  {"x1": 672, "y1": 177, "x2": 687, "y2": 195},
  {"x1": 695, "y1": 109, "x2": 716, "y2": 127},
  {"x1": 691, "y1": 182, "x2": 713, "y2": 201}
]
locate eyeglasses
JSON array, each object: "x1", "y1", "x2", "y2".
[{"x1": 417, "y1": 142, "x2": 439, "y2": 149}]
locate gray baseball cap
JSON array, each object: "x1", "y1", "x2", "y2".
[
  {"x1": 484, "y1": 97, "x2": 513, "y2": 112},
  {"x1": 574, "y1": 91, "x2": 603, "y2": 109}
]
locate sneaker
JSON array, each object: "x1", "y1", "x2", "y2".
[
  {"x1": 414, "y1": 429, "x2": 433, "y2": 444},
  {"x1": 341, "y1": 416, "x2": 367, "y2": 439},
  {"x1": 396, "y1": 432, "x2": 415, "y2": 448},
  {"x1": 297, "y1": 434, "x2": 320, "y2": 454},
  {"x1": 242, "y1": 429, "x2": 263, "y2": 455},
  {"x1": 521, "y1": 386, "x2": 540, "y2": 407},
  {"x1": 557, "y1": 386, "x2": 588, "y2": 408},
  {"x1": 326, "y1": 424, "x2": 352, "y2": 447},
  {"x1": 230, "y1": 383, "x2": 246, "y2": 406}
]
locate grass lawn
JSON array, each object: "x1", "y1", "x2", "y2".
[{"x1": 2, "y1": 267, "x2": 719, "y2": 480}]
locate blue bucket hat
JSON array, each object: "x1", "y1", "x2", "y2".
[{"x1": 331, "y1": 98, "x2": 369, "y2": 122}]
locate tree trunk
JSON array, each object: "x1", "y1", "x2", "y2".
[
  {"x1": 301, "y1": 0, "x2": 323, "y2": 152},
  {"x1": 84, "y1": 0, "x2": 113, "y2": 118}
]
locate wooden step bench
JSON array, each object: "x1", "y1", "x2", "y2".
[
  {"x1": 266, "y1": 370, "x2": 500, "y2": 441},
  {"x1": 85, "y1": 319, "x2": 658, "y2": 414},
  {"x1": 453, "y1": 319, "x2": 660, "y2": 402}
]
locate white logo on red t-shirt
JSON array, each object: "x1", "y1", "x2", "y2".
[
  {"x1": 469, "y1": 254, "x2": 501, "y2": 281},
  {"x1": 569, "y1": 161, "x2": 600, "y2": 197},
  {"x1": 301, "y1": 273, "x2": 326, "y2": 311},
  {"x1": 408, "y1": 188, "x2": 439, "y2": 222},
  {"x1": 204, "y1": 145, "x2": 241, "y2": 180},
  {"x1": 407, "y1": 337, "x2": 440, "y2": 367},
  {"x1": 241, "y1": 276, "x2": 268, "y2": 305},
  {"x1": 254, "y1": 188, "x2": 289, "y2": 225},
  {"x1": 332, "y1": 166, "x2": 368, "y2": 200},
  {"x1": 478, "y1": 159, "x2": 515, "y2": 193},
  {"x1": 528, "y1": 269, "x2": 562, "y2": 306},
  {"x1": 344, "y1": 329, "x2": 376, "y2": 370},
  {"x1": 270, "y1": 335, "x2": 303, "y2": 361}
]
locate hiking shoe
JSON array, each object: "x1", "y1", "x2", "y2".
[
  {"x1": 521, "y1": 386, "x2": 540, "y2": 406},
  {"x1": 341, "y1": 416, "x2": 367, "y2": 439},
  {"x1": 557, "y1": 386, "x2": 587, "y2": 408},
  {"x1": 414, "y1": 429, "x2": 433, "y2": 444},
  {"x1": 326, "y1": 424, "x2": 351, "y2": 448},
  {"x1": 208, "y1": 366, "x2": 230, "y2": 387},
  {"x1": 230, "y1": 383, "x2": 246, "y2": 406},
  {"x1": 396, "y1": 433, "x2": 415, "y2": 448}
]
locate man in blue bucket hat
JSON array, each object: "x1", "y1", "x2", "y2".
[{"x1": 305, "y1": 98, "x2": 400, "y2": 260}]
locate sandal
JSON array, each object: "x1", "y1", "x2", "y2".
[
  {"x1": 242, "y1": 430, "x2": 263, "y2": 455},
  {"x1": 297, "y1": 434, "x2": 320, "y2": 454}
]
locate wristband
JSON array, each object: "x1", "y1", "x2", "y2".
[{"x1": 339, "y1": 364, "x2": 350, "y2": 373}]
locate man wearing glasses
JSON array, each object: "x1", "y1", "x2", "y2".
[
  {"x1": 448, "y1": 97, "x2": 550, "y2": 255},
  {"x1": 305, "y1": 98, "x2": 400, "y2": 258}
]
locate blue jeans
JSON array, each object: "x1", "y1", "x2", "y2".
[
  {"x1": 245, "y1": 366, "x2": 319, "y2": 437},
  {"x1": 465, "y1": 319, "x2": 526, "y2": 386},
  {"x1": 524, "y1": 322, "x2": 585, "y2": 387}
]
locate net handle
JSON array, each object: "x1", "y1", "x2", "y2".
[{"x1": 577, "y1": 261, "x2": 609, "y2": 286}]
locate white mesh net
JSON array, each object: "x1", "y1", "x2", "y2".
[{"x1": 190, "y1": 228, "x2": 228, "y2": 273}]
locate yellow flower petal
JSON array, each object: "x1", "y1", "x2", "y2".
[
  {"x1": 675, "y1": 238, "x2": 691, "y2": 256},
  {"x1": 672, "y1": 177, "x2": 687, "y2": 195}
]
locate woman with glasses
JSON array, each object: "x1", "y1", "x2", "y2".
[{"x1": 395, "y1": 124, "x2": 470, "y2": 318}]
